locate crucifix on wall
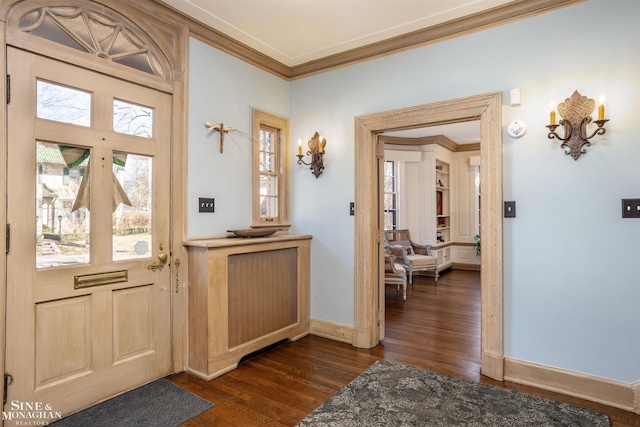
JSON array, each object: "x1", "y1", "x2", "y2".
[{"x1": 205, "y1": 119, "x2": 249, "y2": 153}]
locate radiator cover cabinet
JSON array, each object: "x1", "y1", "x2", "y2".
[{"x1": 184, "y1": 234, "x2": 311, "y2": 380}]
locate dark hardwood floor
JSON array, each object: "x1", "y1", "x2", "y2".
[{"x1": 169, "y1": 269, "x2": 640, "y2": 426}]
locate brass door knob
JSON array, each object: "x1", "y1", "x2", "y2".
[{"x1": 158, "y1": 253, "x2": 168, "y2": 264}]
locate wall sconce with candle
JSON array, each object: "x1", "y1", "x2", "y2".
[
  {"x1": 297, "y1": 132, "x2": 326, "y2": 178},
  {"x1": 546, "y1": 90, "x2": 609, "y2": 160}
]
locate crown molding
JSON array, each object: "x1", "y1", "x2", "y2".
[
  {"x1": 146, "y1": 0, "x2": 291, "y2": 78},
  {"x1": 148, "y1": 0, "x2": 583, "y2": 80},
  {"x1": 382, "y1": 135, "x2": 480, "y2": 152},
  {"x1": 288, "y1": 0, "x2": 584, "y2": 79}
]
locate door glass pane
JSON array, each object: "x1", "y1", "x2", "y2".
[
  {"x1": 113, "y1": 99, "x2": 153, "y2": 138},
  {"x1": 36, "y1": 80, "x2": 91, "y2": 127},
  {"x1": 112, "y1": 152, "x2": 152, "y2": 261},
  {"x1": 36, "y1": 142, "x2": 90, "y2": 268}
]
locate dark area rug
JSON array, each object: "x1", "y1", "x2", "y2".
[
  {"x1": 51, "y1": 379, "x2": 213, "y2": 427},
  {"x1": 297, "y1": 360, "x2": 611, "y2": 426}
]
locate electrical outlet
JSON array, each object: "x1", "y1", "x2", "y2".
[
  {"x1": 350, "y1": 202, "x2": 355, "y2": 216},
  {"x1": 199, "y1": 198, "x2": 215, "y2": 213},
  {"x1": 622, "y1": 198, "x2": 640, "y2": 218}
]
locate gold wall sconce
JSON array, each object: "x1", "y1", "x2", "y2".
[
  {"x1": 546, "y1": 90, "x2": 609, "y2": 160},
  {"x1": 297, "y1": 132, "x2": 326, "y2": 178}
]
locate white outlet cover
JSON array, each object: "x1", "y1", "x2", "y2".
[{"x1": 507, "y1": 121, "x2": 527, "y2": 138}]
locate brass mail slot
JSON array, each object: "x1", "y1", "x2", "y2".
[{"x1": 74, "y1": 270, "x2": 128, "y2": 289}]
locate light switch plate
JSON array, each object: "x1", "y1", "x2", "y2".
[
  {"x1": 199, "y1": 197, "x2": 215, "y2": 213},
  {"x1": 622, "y1": 198, "x2": 640, "y2": 218},
  {"x1": 504, "y1": 201, "x2": 516, "y2": 218}
]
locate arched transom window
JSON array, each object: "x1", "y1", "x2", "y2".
[{"x1": 18, "y1": 6, "x2": 165, "y2": 77}]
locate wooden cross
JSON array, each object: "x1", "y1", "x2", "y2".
[{"x1": 205, "y1": 121, "x2": 236, "y2": 153}]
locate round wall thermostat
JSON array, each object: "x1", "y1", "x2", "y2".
[{"x1": 507, "y1": 121, "x2": 527, "y2": 138}]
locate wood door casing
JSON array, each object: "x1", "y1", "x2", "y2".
[
  {"x1": 5, "y1": 47, "x2": 172, "y2": 423},
  {"x1": 377, "y1": 136, "x2": 386, "y2": 340}
]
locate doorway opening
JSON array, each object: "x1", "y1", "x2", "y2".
[
  {"x1": 352, "y1": 92, "x2": 505, "y2": 381},
  {"x1": 381, "y1": 120, "x2": 482, "y2": 273},
  {"x1": 380, "y1": 121, "x2": 482, "y2": 369}
]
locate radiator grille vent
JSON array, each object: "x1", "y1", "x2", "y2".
[{"x1": 227, "y1": 248, "x2": 297, "y2": 348}]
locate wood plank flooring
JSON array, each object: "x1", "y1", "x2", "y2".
[{"x1": 168, "y1": 269, "x2": 640, "y2": 426}]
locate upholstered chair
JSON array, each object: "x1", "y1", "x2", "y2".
[
  {"x1": 385, "y1": 229, "x2": 438, "y2": 284},
  {"x1": 384, "y1": 252, "x2": 408, "y2": 300}
]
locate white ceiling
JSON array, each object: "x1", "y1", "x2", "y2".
[
  {"x1": 158, "y1": 0, "x2": 514, "y2": 67},
  {"x1": 159, "y1": 0, "x2": 499, "y2": 143}
]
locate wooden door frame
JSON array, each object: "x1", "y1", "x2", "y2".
[
  {"x1": 353, "y1": 92, "x2": 504, "y2": 380},
  {"x1": 376, "y1": 136, "x2": 386, "y2": 341}
]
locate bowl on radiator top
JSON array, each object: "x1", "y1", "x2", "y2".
[{"x1": 227, "y1": 228, "x2": 280, "y2": 238}]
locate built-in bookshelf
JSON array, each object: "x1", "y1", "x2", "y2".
[
  {"x1": 432, "y1": 158, "x2": 453, "y2": 272},
  {"x1": 435, "y1": 159, "x2": 450, "y2": 244}
]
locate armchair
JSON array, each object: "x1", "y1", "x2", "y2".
[
  {"x1": 384, "y1": 252, "x2": 407, "y2": 300},
  {"x1": 385, "y1": 229, "x2": 438, "y2": 284}
]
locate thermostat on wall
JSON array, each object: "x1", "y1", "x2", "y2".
[{"x1": 507, "y1": 121, "x2": 527, "y2": 138}]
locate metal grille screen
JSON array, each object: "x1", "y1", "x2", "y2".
[{"x1": 227, "y1": 248, "x2": 297, "y2": 348}]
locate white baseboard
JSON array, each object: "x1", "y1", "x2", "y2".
[
  {"x1": 310, "y1": 318, "x2": 354, "y2": 344},
  {"x1": 505, "y1": 357, "x2": 638, "y2": 413}
]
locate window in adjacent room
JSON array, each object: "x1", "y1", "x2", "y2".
[
  {"x1": 384, "y1": 160, "x2": 398, "y2": 230},
  {"x1": 252, "y1": 109, "x2": 290, "y2": 228}
]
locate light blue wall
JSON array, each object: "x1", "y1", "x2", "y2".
[
  {"x1": 188, "y1": 0, "x2": 640, "y2": 383},
  {"x1": 187, "y1": 38, "x2": 289, "y2": 237}
]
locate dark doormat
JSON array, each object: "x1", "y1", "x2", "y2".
[{"x1": 51, "y1": 379, "x2": 214, "y2": 427}]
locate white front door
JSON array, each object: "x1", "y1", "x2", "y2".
[{"x1": 4, "y1": 47, "x2": 172, "y2": 423}]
